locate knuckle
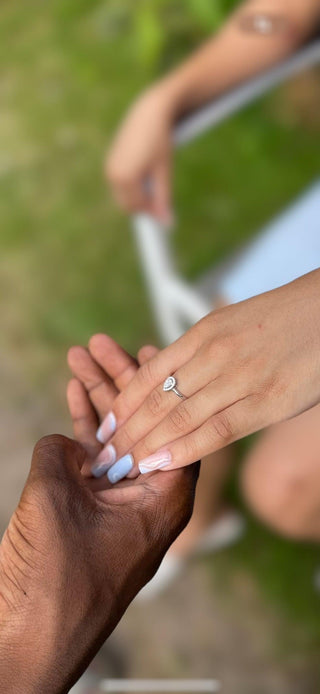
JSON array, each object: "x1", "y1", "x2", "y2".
[
  {"x1": 204, "y1": 340, "x2": 218, "y2": 362},
  {"x1": 33, "y1": 434, "x2": 68, "y2": 458},
  {"x1": 145, "y1": 388, "x2": 163, "y2": 417},
  {"x1": 138, "y1": 358, "x2": 158, "y2": 387},
  {"x1": 211, "y1": 412, "x2": 234, "y2": 443},
  {"x1": 180, "y1": 435, "x2": 198, "y2": 464},
  {"x1": 114, "y1": 390, "x2": 134, "y2": 422},
  {"x1": 137, "y1": 345, "x2": 148, "y2": 364},
  {"x1": 116, "y1": 426, "x2": 135, "y2": 452},
  {"x1": 32, "y1": 436, "x2": 84, "y2": 485},
  {"x1": 208, "y1": 334, "x2": 234, "y2": 362},
  {"x1": 253, "y1": 371, "x2": 284, "y2": 402},
  {"x1": 138, "y1": 438, "x2": 154, "y2": 458},
  {"x1": 267, "y1": 372, "x2": 287, "y2": 398},
  {"x1": 137, "y1": 345, "x2": 153, "y2": 365},
  {"x1": 168, "y1": 403, "x2": 192, "y2": 434}
]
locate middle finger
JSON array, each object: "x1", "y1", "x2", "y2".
[{"x1": 104, "y1": 347, "x2": 226, "y2": 471}]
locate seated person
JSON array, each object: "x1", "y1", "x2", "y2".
[{"x1": 104, "y1": 0, "x2": 320, "y2": 593}]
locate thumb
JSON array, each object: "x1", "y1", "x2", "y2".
[
  {"x1": 152, "y1": 158, "x2": 173, "y2": 225},
  {"x1": 30, "y1": 434, "x2": 86, "y2": 484}
]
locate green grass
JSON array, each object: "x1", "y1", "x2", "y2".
[
  {"x1": 210, "y1": 511, "x2": 320, "y2": 654},
  {"x1": 0, "y1": 0, "x2": 319, "y2": 651}
]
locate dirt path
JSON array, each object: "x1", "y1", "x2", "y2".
[{"x1": 108, "y1": 563, "x2": 319, "y2": 694}]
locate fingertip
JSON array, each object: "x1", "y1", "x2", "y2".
[
  {"x1": 66, "y1": 377, "x2": 79, "y2": 399},
  {"x1": 126, "y1": 466, "x2": 140, "y2": 480},
  {"x1": 137, "y1": 344, "x2": 159, "y2": 365},
  {"x1": 89, "y1": 334, "x2": 137, "y2": 389},
  {"x1": 89, "y1": 333, "x2": 122, "y2": 361},
  {"x1": 67, "y1": 345, "x2": 86, "y2": 370},
  {"x1": 88, "y1": 332, "x2": 110, "y2": 351}
]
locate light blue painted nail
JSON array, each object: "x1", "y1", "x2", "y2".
[
  {"x1": 91, "y1": 444, "x2": 117, "y2": 478},
  {"x1": 91, "y1": 461, "x2": 112, "y2": 478},
  {"x1": 107, "y1": 454, "x2": 133, "y2": 485}
]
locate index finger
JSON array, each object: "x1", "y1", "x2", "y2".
[
  {"x1": 67, "y1": 378, "x2": 101, "y2": 462},
  {"x1": 97, "y1": 326, "x2": 201, "y2": 444}
]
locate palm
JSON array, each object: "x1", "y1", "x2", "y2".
[{"x1": 67, "y1": 334, "x2": 159, "y2": 498}]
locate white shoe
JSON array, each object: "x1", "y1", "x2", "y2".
[
  {"x1": 137, "y1": 553, "x2": 184, "y2": 602},
  {"x1": 137, "y1": 511, "x2": 245, "y2": 602},
  {"x1": 69, "y1": 672, "x2": 99, "y2": 693},
  {"x1": 195, "y1": 510, "x2": 245, "y2": 555}
]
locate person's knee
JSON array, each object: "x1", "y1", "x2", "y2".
[{"x1": 241, "y1": 445, "x2": 314, "y2": 540}]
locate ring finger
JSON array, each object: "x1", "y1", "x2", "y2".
[{"x1": 102, "y1": 362, "x2": 245, "y2": 482}]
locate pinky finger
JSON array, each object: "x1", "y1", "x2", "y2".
[
  {"x1": 138, "y1": 397, "x2": 261, "y2": 473},
  {"x1": 137, "y1": 344, "x2": 159, "y2": 366},
  {"x1": 67, "y1": 378, "x2": 100, "y2": 461}
]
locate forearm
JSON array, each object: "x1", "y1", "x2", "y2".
[
  {"x1": 0, "y1": 560, "x2": 63, "y2": 693},
  {"x1": 0, "y1": 607, "x2": 55, "y2": 694},
  {"x1": 0, "y1": 534, "x2": 110, "y2": 693},
  {"x1": 157, "y1": 0, "x2": 320, "y2": 117},
  {"x1": 0, "y1": 598, "x2": 109, "y2": 694}
]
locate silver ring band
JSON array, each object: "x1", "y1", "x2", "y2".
[{"x1": 163, "y1": 376, "x2": 186, "y2": 399}]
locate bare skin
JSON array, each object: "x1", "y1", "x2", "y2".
[
  {"x1": 68, "y1": 335, "x2": 232, "y2": 557},
  {"x1": 105, "y1": 0, "x2": 320, "y2": 557},
  {"x1": 102, "y1": 0, "x2": 320, "y2": 480},
  {"x1": 107, "y1": 0, "x2": 320, "y2": 221},
  {"x1": 242, "y1": 404, "x2": 320, "y2": 541},
  {"x1": 0, "y1": 341, "x2": 199, "y2": 693},
  {"x1": 86, "y1": 271, "x2": 320, "y2": 476},
  {"x1": 69, "y1": 334, "x2": 320, "y2": 556}
]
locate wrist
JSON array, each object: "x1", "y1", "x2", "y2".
[
  {"x1": 0, "y1": 591, "x2": 115, "y2": 694},
  {"x1": 0, "y1": 541, "x2": 113, "y2": 693},
  {"x1": 145, "y1": 77, "x2": 184, "y2": 122},
  {"x1": 0, "y1": 602, "x2": 54, "y2": 693},
  {"x1": 0, "y1": 563, "x2": 120, "y2": 693},
  {"x1": 151, "y1": 64, "x2": 216, "y2": 122}
]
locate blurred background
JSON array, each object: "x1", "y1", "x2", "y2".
[{"x1": 0, "y1": 1, "x2": 320, "y2": 692}]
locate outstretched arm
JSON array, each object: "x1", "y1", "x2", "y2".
[
  {"x1": 90, "y1": 270, "x2": 320, "y2": 479},
  {"x1": 107, "y1": 0, "x2": 320, "y2": 220},
  {"x1": 157, "y1": 0, "x2": 320, "y2": 115}
]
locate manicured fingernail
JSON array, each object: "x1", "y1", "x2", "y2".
[
  {"x1": 138, "y1": 450, "x2": 172, "y2": 474},
  {"x1": 107, "y1": 454, "x2": 133, "y2": 485},
  {"x1": 91, "y1": 445, "x2": 117, "y2": 478},
  {"x1": 96, "y1": 412, "x2": 116, "y2": 444}
]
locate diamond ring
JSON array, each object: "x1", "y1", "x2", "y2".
[{"x1": 163, "y1": 376, "x2": 185, "y2": 399}]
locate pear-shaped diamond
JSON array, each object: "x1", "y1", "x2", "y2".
[{"x1": 163, "y1": 376, "x2": 176, "y2": 392}]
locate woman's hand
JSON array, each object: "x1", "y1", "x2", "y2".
[
  {"x1": 106, "y1": 84, "x2": 174, "y2": 223},
  {"x1": 92, "y1": 270, "x2": 320, "y2": 477}
]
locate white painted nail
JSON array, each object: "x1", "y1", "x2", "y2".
[
  {"x1": 96, "y1": 412, "x2": 116, "y2": 444},
  {"x1": 138, "y1": 450, "x2": 172, "y2": 474}
]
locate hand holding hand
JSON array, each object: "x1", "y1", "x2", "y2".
[
  {"x1": 92, "y1": 271, "x2": 320, "y2": 477},
  {"x1": 0, "y1": 338, "x2": 199, "y2": 693},
  {"x1": 106, "y1": 85, "x2": 174, "y2": 223}
]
